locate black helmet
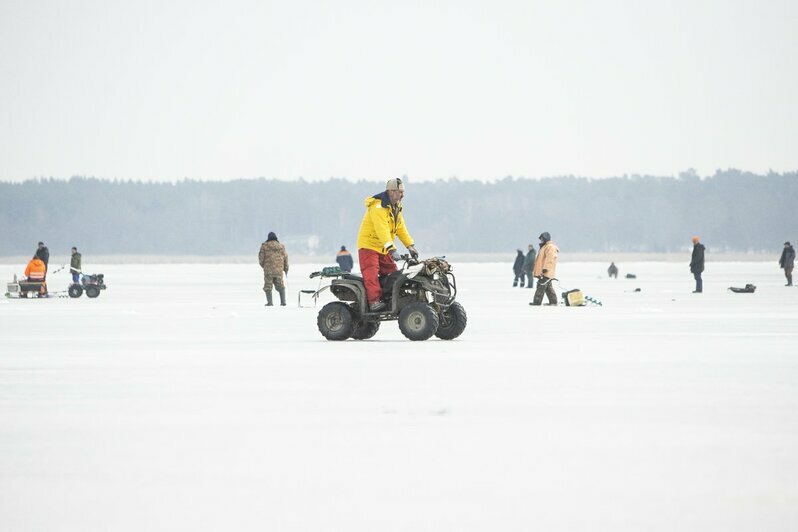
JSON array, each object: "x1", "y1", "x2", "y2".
[{"x1": 539, "y1": 232, "x2": 551, "y2": 243}]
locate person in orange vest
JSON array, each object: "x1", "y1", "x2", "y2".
[
  {"x1": 336, "y1": 245, "x2": 354, "y2": 272},
  {"x1": 24, "y1": 256, "x2": 48, "y2": 295}
]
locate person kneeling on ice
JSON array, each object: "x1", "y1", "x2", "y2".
[
  {"x1": 530, "y1": 232, "x2": 559, "y2": 306},
  {"x1": 357, "y1": 178, "x2": 419, "y2": 312},
  {"x1": 24, "y1": 256, "x2": 48, "y2": 295}
]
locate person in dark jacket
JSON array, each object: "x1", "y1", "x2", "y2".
[
  {"x1": 513, "y1": 249, "x2": 525, "y2": 287},
  {"x1": 35, "y1": 242, "x2": 49, "y2": 273},
  {"x1": 336, "y1": 245, "x2": 354, "y2": 273},
  {"x1": 522, "y1": 244, "x2": 536, "y2": 288},
  {"x1": 779, "y1": 241, "x2": 795, "y2": 286},
  {"x1": 690, "y1": 236, "x2": 705, "y2": 293},
  {"x1": 608, "y1": 262, "x2": 618, "y2": 278},
  {"x1": 70, "y1": 247, "x2": 82, "y2": 284}
]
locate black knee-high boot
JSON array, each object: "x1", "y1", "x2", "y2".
[{"x1": 278, "y1": 287, "x2": 286, "y2": 306}]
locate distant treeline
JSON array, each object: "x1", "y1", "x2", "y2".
[{"x1": 1, "y1": 170, "x2": 796, "y2": 256}]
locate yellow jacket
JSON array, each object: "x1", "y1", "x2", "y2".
[
  {"x1": 533, "y1": 241, "x2": 559, "y2": 278},
  {"x1": 357, "y1": 192, "x2": 414, "y2": 254}
]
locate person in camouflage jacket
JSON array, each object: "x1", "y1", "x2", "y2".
[{"x1": 258, "y1": 232, "x2": 289, "y2": 306}]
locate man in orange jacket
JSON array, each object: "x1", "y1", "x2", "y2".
[
  {"x1": 24, "y1": 256, "x2": 48, "y2": 295},
  {"x1": 530, "y1": 232, "x2": 560, "y2": 306}
]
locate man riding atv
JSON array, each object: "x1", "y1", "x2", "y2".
[{"x1": 357, "y1": 177, "x2": 419, "y2": 312}]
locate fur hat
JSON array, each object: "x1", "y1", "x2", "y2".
[{"x1": 386, "y1": 177, "x2": 405, "y2": 191}]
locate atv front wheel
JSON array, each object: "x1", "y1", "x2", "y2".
[
  {"x1": 351, "y1": 320, "x2": 380, "y2": 340},
  {"x1": 317, "y1": 302, "x2": 355, "y2": 341},
  {"x1": 434, "y1": 301, "x2": 467, "y2": 340},
  {"x1": 85, "y1": 286, "x2": 100, "y2": 298},
  {"x1": 68, "y1": 284, "x2": 83, "y2": 298},
  {"x1": 398, "y1": 302, "x2": 439, "y2": 341}
]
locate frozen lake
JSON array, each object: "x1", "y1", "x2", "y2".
[{"x1": 1, "y1": 260, "x2": 797, "y2": 531}]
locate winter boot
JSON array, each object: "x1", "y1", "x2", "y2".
[
  {"x1": 278, "y1": 287, "x2": 287, "y2": 306},
  {"x1": 513, "y1": 279, "x2": 518, "y2": 287},
  {"x1": 265, "y1": 290, "x2": 273, "y2": 306}
]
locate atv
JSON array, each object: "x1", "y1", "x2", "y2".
[
  {"x1": 312, "y1": 256, "x2": 467, "y2": 341},
  {"x1": 68, "y1": 273, "x2": 107, "y2": 298}
]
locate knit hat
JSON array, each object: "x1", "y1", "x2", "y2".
[
  {"x1": 692, "y1": 236, "x2": 700, "y2": 244},
  {"x1": 267, "y1": 232, "x2": 278, "y2": 242},
  {"x1": 386, "y1": 177, "x2": 405, "y2": 191}
]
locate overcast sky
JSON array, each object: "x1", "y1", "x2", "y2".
[{"x1": 1, "y1": 0, "x2": 795, "y2": 182}]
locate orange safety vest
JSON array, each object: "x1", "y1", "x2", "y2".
[{"x1": 24, "y1": 258, "x2": 46, "y2": 281}]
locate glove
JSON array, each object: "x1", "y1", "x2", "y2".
[
  {"x1": 408, "y1": 245, "x2": 419, "y2": 259},
  {"x1": 389, "y1": 249, "x2": 401, "y2": 262}
]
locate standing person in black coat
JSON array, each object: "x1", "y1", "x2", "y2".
[
  {"x1": 336, "y1": 245, "x2": 354, "y2": 273},
  {"x1": 522, "y1": 244, "x2": 536, "y2": 289},
  {"x1": 690, "y1": 236, "x2": 705, "y2": 293},
  {"x1": 512, "y1": 249, "x2": 525, "y2": 287},
  {"x1": 779, "y1": 241, "x2": 795, "y2": 286},
  {"x1": 35, "y1": 242, "x2": 50, "y2": 274}
]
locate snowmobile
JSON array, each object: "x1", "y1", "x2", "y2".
[{"x1": 311, "y1": 255, "x2": 467, "y2": 341}]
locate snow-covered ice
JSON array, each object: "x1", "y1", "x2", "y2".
[{"x1": 1, "y1": 260, "x2": 797, "y2": 531}]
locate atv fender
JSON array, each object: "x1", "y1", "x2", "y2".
[{"x1": 329, "y1": 279, "x2": 369, "y2": 315}]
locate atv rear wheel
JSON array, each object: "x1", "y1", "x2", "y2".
[
  {"x1": 351, "y1": 320, "x2": 380, "y2": 340},
  {"x1": 398, "y1": 302, "x2": 439, "y2": 341},
  {"x1": 85, "y1": 286, "x2": 100, "y2": 298},
  {"x1": 434, "y1": 301, "x2": 467, "y2": 340},
  {"x1": 68, "y1": 284, "x2": 83, "y2": 298},
  {"x1": 317, "y1": 302, "x2": 354, "y2": 341}
]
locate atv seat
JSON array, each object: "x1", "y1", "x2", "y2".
[{"x1": 342, "y1": 273, "x2": 364, "y2": 283}]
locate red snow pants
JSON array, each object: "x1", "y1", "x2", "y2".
[{"x1": 358, "y1": 248, "x2": 397, "y2": 305}]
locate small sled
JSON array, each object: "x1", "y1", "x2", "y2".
[
  {"x1": 728, "y1": 284, "x2": 756, "y2": 294},
  {"x1": 562, "y1": 289, "x2": 586, "y2": 307},
  {"x1": 6, "y1": 279, "x2": 48, "y2": 298}
]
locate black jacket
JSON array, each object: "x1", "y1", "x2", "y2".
[
  {"x1": 690, "y1": 243, "x2": 705, "y2": 273},
  {"x1": 36, "y1": 246, "x2": 49, "y2": 267},
  {"x1": 513, "y1": 251, "x2": 525, "y2": 274},
  {"x1": 780, "y1": 245, "x2": 795, "y2": 269}
]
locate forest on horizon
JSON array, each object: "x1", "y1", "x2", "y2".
[{"x1": 1, "y1": 170, "x2": 796, "y2": 257}]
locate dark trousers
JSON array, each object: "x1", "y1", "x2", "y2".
[
  {"x1": 532, "y1": 277, "x2": 557, "y2": 305},
  {"x1": 72, "y1": 272, "x2": 80, "y2": 283},
  {"x1": 785, "y1": 267, "x2": 793, "y2": 286},
  {"x1": 693, "y1": 272, "x2": 703, "y2": 292},
  {"x1": 513, "y1": 272, "x2": 525, "y2": 287}
]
